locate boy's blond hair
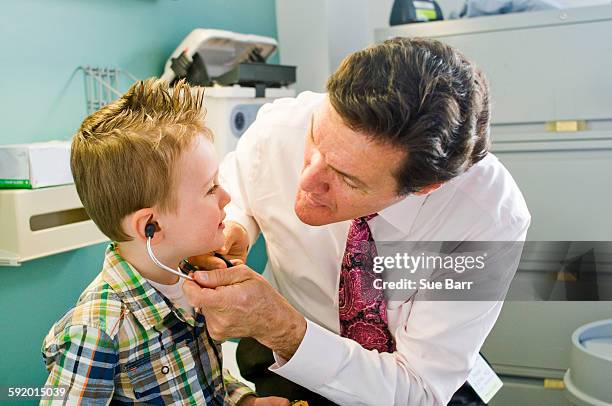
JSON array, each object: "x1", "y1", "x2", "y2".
[{"x1": 71, "y1": 78, "x2": 209, "y2": 241}]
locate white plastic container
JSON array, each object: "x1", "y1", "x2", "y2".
[
  {"x1": 565, "y1": 319, "x2": 612, "y2": 406},
  {"x1": 0, "y1": 141, "x2": 72, "y2": 189},
  {"x1": 0, "y1": 185, "x2": 108, "y2": 266}
]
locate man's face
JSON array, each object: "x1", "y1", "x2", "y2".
[
  {"x1": 295, "y1": 99, "x2": 406, "y2": 226},
  {"x1": 158, "y1": 134, "x2": 230, "y2": 258}
]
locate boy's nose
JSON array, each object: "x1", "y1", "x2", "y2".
[{"x1": 218, "y1": 185, "x2": 231, "y2": 208}]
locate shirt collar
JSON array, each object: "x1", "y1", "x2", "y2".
[
  {"x1": 377, "y1": 193, "x2": 429, "y2": 235},
  {"x1": 101, "y1": 243, "x2": 203, "y2": 330},
  {"x1": 377, "y1": 176, "x2": 461, "y2": 236}
]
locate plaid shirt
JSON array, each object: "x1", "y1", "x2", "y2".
[{"x1": 41, "y1": 244, "x2": 254, "y2": 405}]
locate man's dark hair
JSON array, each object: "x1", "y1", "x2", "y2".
[{"x1": 326, "y1": 37, "x2": 490, "y2": 195}]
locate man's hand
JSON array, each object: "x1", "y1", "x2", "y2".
[
  {"x1": 183, "y1": 265, "x2": 307, "y2": 360},
  {"x1": 239, "y1": 395, "x2": 290, "y2": 406},
  {"x1": 189, "y1": 221, "x2": 250, "y2": 270}
]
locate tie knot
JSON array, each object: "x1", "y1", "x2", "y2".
[{"x1": 361, "y1": 213, "x2": 378, "y2": 222}]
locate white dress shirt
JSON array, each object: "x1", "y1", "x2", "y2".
[{"x1": 219, "y1": 91, "x2": 531, "y2": 406}]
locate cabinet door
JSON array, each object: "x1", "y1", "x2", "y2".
[
  {"x1": 483, "y1": 302, "x2": 612, "y2": 374},
  {"x1": 492, "y1": 137, "x2": 612, "y2": 241},
  {"x1": 484, "y1": 135, "x2": 612, "y2": 373}
]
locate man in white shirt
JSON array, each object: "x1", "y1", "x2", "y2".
[{"x1": 183, "y1": 37, "x2": 530, "y2": 405}]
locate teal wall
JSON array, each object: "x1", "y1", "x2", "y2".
[{"x1": 0, "y1": 0, "x2": 274, "y2": 401}]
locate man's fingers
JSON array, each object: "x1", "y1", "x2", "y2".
[
  {"x1": 183, "y1": 280, "x2": 230, "y2": 311},
  {"x1": 218, "y1": 225, "x2": 239, "y2": 255},
  {"x1": 189, "y1": 253, "x2": 228, "y2": 270},
  {"x1": 193, "y1": 265, "x2": 254, "y2": 289},
  {"x1": 266, "y1": 397, "x2": 291, "y2": 406},
  {"x1": 183, "y1": 280, "x2": 211, "y2": 308},
  {"x1": 183, "y1": 267, "x2": 254, "y2": 309}
]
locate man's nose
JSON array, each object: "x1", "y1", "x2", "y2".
[{"x1": 299, "y1": 151, "x2": 330, "y2": 194}]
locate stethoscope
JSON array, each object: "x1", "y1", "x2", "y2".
[{"x1": 144, "y1": 223, "x2": 233, "y2": 282}]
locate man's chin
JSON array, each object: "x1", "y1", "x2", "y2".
[{"x1": 294, "y1": 200, "x2": 336, "y2": 226}]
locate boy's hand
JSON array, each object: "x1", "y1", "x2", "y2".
[
  {"x1": 189, "y1": 221, "x2": 249, "y2": 269},
  {"x1": 239, "y1": 395, "x2": 290, "y2": 406}
]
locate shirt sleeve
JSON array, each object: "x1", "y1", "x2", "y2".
[
  {"x1": 270, "y1": 299, "x2": 502, "y2": 406},
  {"x1": 41, "y1": 325, "x2": 118, "y2": 405},
  {"x1": 219, "y1": 119, "x2": 262, "y2": 248},
  {"x1": 222, "y1": 369, "x2": 256, "y2": 406},
  {"x1": 268, "y1": 197, "x2": 530, "y2": 405}
]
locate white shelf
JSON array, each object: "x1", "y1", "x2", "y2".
[{"x1": 0, "y1": 184, "x2": 108, "y2": 266}]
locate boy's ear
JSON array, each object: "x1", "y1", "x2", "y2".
[{"x1": 128, "y1": 208, "x2": 164, "y2": 242}]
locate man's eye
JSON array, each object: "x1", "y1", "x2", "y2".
[
  {"x1": 207, "y1": 185, "x2": 219, "y2": 195},
  {"x1": 343, "y1": 177, "x2": 359, "y2": 190}
]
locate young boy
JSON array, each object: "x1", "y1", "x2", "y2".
[{"x1": 41, "y1": 79, "x2": 288, "y2": 406}]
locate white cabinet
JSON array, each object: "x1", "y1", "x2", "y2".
[{"x1": 0, "y1": 185, "x2": 108, "y2": 266}]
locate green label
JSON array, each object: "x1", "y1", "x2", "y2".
[
  {"x1": 416, "y1": 8, "x2": 438, "y2": 21},
  {"x1": 0, "y1": 179, "x2": 32, "y2": 189}
]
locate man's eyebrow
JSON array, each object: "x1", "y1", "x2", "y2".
[
  {"x1": 310, "y1": 113, "x2": 369, "y2": 189},
  {"x1": 329, "y1": 164, "x2": 368, "y2": 189},
  {"x1": 309, "y1": 114, "x2": 316, "y2": 143}
]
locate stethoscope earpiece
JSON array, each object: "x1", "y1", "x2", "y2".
[
  {"x1": 144, "y1": 222, "x2": 193, "y2": 281},
  {"x1": 145, "y1": 223, "x2": 156, "y2": 239}
]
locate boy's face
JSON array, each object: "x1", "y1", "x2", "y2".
[{"x1": 158, "y1": 134, "x2": 230, "y2": 258}]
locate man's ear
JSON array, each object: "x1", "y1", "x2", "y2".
[
  {"x1": 415, "y1": 182, "x2": 443, "y2": 196},
  {"x1": 126, "y1": 208, "x2": 164, "y2": 243}
]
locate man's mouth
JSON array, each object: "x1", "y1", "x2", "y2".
[{"x1": 304, "y1": 192, "x2": 329, "y2": 208}]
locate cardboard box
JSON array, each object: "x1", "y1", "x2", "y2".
[{"x1": 0, "y1": 141, "x2": 72, "y2": 189}]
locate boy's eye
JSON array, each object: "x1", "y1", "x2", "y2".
[{"x1": 206, "y1": 184, "x2": 219, "y2": 195}]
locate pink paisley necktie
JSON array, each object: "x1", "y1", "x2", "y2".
[{"x1": 338, "y1": 214, "x2": 396, "y2": 353}]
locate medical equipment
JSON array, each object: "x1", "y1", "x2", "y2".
[
  {"x1": 389, "y1": 0, "x2": 443, "y2": 25},
  {"x1": 214, "y1": 252, "x2": 234, "y2": 268},
  {"x1": 144, "y1": 223, "x2": 235, "y2": 281},
  {"x1": 161, "y1": 29, "x2": 296, "y2": 158},
  {"x1": 145, "y1": 223, "x2": 193, "y2": 281},
  {"x1": 180, "y1": 253, "x2": 233, "y2": 271}
]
